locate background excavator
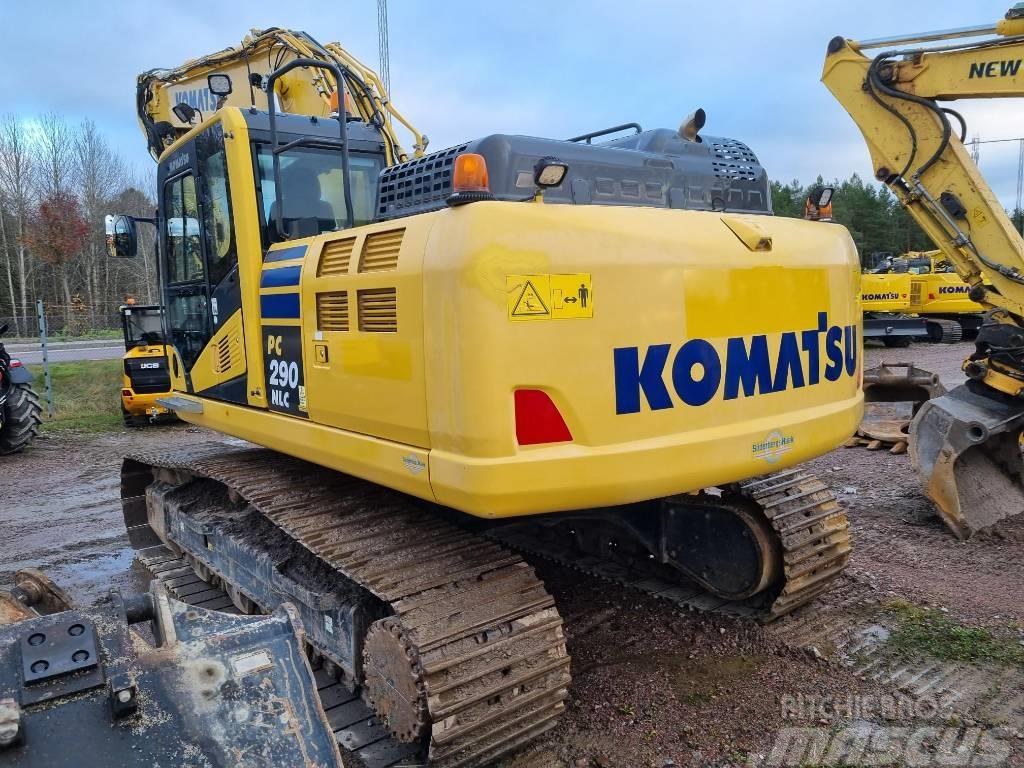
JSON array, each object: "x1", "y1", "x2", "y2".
[
  {"x1": 102, "y1": 27, "x2": 863, "y2": 766},
  {"x1": 824, "y1": 6, "x2": 1024, "y2": 539},
  {"x1": 867, "y1": 250, "x2": 985, "y2": 342}
]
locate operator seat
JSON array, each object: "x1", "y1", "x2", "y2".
[{"x1": 269, "y1": 166, "x2": 337, "y2": 240}]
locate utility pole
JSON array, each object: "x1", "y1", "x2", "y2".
[
  {"x1": 1018, "y1": 139, "x2": 1024, "y2": 234},
  {"x1": 377, "y1": 0, "x2": 391, "y2": 96},
  {"x1": 36, "y1": 299, "x2": 53, "y2": 418}
]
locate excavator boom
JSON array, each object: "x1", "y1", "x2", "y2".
[
  {"x1": 136, "y1": 27, "x2": 425, "y2": 164},
  {"x1": 823, "y1": 8, "x2": 1024, "y2": 537}
]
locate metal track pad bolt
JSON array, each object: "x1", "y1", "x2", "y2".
[{"x1": 109, "y1": 673, "x2": 139, "y2": 719}]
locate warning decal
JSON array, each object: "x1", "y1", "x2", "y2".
[
  {"x1": 507, "y1": 274, "x2": 593, "y2": 321},
  {"x1": 510, "y1": 278, "x2": 550, "y2": 318}
]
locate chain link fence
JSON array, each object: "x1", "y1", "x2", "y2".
[{"x1": 1, "y1": 300, "x2": 126, "y2": 341}]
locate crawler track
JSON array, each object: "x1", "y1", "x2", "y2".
[
  {"x1": 122, "y1": 445, "x2": 570, "y2": 768},
  {"x1": 490, "y1": 469, "x2": 851, "y2": 621}
]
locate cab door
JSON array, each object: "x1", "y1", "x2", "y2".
[{"x1": 161, "y1": 122, "x2": 248, "y2": 403}]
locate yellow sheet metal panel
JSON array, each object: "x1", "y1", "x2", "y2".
[
  {"x1": 175, "y1": 398, "x2": 434, "y2": 503},
  {"x1": 421, "y1": 202, "x2": 863, "y2": 516},
  {"x1": 301, "y1": 219, "x2": 431, "y2": 448},
  {"x1": 861, "y1": 273, "x2": 912, "y2": 313},
  {"x1": 908, "y1": 274, "x2": 984, "y2": 314},
  {"x1": 189, "y1": 309, "x2": 247, "y2": 394}
]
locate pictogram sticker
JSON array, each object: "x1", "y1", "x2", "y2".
[
  {"x1": 550, "y1": 273, "x2": 593, "y2": 319},
  {"x1": 507, "y1": 276, "x2": 551, "y2": 320},
  {"x1": 506, "y1": 273, "x2": 593, "y2": 320}
]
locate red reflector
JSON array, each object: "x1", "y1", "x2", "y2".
[
  {"x1": 514, "y1": 389, "x2": 572, "y2": 446},
  {"x1": 929, "y1": 293, "x2": 936, "y2": 299}
]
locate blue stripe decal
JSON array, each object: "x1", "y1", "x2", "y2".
[
  {"x1": 264, "y1": 245, "x2": 307, "y2": 263},
  {"x1": 260, "y1": 265, "x2": 302, "y2": 288},
  {"x1": 260, "y1": 293, "x2": 301, "y2": 319}
]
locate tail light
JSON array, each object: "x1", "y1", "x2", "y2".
[
  {"x1": 9, "y1": 360, "x2": 21, "y2": 368},
  {"x1": 514, "y1": 389, "x2": 572, "y2": 446}
]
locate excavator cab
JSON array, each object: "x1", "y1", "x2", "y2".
[{"x1": 110, "y1": 60, "x2": 391, "y2": 406}]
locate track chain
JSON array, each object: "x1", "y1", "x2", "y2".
[
  {"x1": 122, "y1": 444, "x2": 570, "y2": 768},
  {"x1": 490, "y1": 468, "x2": 851, "y2": 622}
]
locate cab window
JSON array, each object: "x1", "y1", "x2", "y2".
[
  {"x1": 163, "y1": 171, "x2": 209, "y2": 372},
  {"x1": 255, "y1": 146, "x2": 382, "y2": 241},
  {"x1": 165, "y1": 174, "x2": 203, "y2": 283},
  {"x1": 197, "y1": 124, "x2": 236, "y2": 287}
]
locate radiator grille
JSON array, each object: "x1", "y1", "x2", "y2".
[
  {"x1": 316, "y1": 291, "x2": 350, "y2": 332},
  {"x1": 318, "y1": 237, "x2": 356, "y2": 277},
  {"x1": 359, "y1": 229, "x2": 404, "y2": 273},
  {"x1": 910, "y1": 280, "x2": 923, "y2": 307},
  {"x1": 710, "y1": 139, "x2": 760, "y2": 181},
  {"x1": 377, "y1": 144, "x2": 468, "y2": 219},
  {"x1": 358, "y1": 288, "x2": 398, "y2": 333},
  {"x1": 214, "y1": 335, "x2": 232, "y2": 374}
]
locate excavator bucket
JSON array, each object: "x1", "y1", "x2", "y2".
[
  {"x1": 910, "y1": 384, "x2": 1024, "y2": 539},
  {"x1": 855, "y1": 363, "x2": 945, "y2": 452}
]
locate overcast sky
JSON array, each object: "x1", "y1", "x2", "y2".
[{"x1": 4, "y1": 0, "x2": 1024, "y2": 204}]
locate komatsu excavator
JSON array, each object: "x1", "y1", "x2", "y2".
[
  {"x1": 824, "y1": 5, "x2": 1024, "y2": 539},
  {"x1": 107, "y1": 28, "x2": 861, "y2": 766}
]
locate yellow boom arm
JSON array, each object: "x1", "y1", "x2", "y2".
[
  {"x1": 137, "y1": 27, "x2": 426, "y2": 165},
  {"x1": 823, "y1": 12, "x2": 1024, "y2": 322},
  {"x1": 823, "y1": 8, "x2": 1024, "y2": 539}
]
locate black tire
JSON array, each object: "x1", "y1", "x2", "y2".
[
  {"x1": 882, "y1": 336, "x2": 913, "y2": 348},
  {"x1": 121, "y1": 405, "x2": 147, "y2": 429},
  {"x1": 0, "y1": 383, "x2": 42, "y2": 455}
]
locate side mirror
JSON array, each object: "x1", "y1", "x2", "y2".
[{"x1": 105, "y1": 214, "x2": 138, "y2": 258}]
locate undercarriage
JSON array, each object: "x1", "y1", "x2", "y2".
[{"x1": 121, "y1": 444, "x2": 851, "y2": 765}]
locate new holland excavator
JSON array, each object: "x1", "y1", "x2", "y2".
[
  {"x1": 106, "y1": 28, "x2": 862, "y2": 766},
  {"x1": 824, "y1": 5, "x2": 1024, "y2": 539}
]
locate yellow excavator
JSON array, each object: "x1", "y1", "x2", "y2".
[
  {"x1": 824, "y1": 5, "x2": 1024, "y2": 539},
  {"x1": 107, "y1": 28, "x2": 861, "y2": 766}
]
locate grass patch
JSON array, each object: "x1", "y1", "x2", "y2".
[
  {"x1": 27, "y1": 359, "x2": 124, "y2": 433},
  {"x1": 51, "y1": 328, "x2": 122, "y2": 341},
  {"x1": 7, "y1": 328, "x2": 122, "y2": 345},
  {"x1": 885, "y1": 600, "x2": 1024, "y2": 667}
]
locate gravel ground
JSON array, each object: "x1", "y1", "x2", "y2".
[{"x1": 3, "y1": 338, "x2": 1023, "y2": 767}]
